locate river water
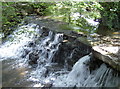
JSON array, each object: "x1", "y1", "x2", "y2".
[{"x1": 0, "y1": 19, "x2": 120, "y2": 88}]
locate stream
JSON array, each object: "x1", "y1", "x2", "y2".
[{"x1": 0, "y1": 17, "x2": 120, "y2": 88}]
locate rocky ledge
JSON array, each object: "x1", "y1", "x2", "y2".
[
  {"x1": 24, "y1": 16, "x2": 120, "y2": 71},
  {"x1": 23, "y1": 17, "x2": 92, "y2": 70},
  {"x1": 90, "y1": 32, "x2": 120, "y2": 71},
  {"x1": 92, "y1": 46, "x2": 120, "y2": 71}
]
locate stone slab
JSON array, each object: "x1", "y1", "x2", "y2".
[{"x1": 92, "y1": 46, "x2": 120, "y2": 71}]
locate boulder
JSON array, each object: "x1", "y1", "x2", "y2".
[
  {"x1": 92, "y1": 46, "x2": 120, "y2": 71},
  {"x1": 52, "y1": 34, "x2": 91, "y2": 70}
]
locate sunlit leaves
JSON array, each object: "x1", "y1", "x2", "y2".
[{"x1": 49, "y1": 1, "x2": 101, "y2": 34}]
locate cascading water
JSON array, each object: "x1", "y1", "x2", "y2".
[
  {"x1": 0, "y1": 22, "x2": 120, "y2": 88},
  {"x1": 54, "y1": 55, "x2": 120, "y2": 87},
  {"x1": 26, "y1": 30, "x2": 64, "y2": 87}
]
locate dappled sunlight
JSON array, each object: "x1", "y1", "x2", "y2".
[
  {"x1": 85, "y1": 18, "x2": 99, "y2": 26},
  {"x1": 1, "y1": 1, "x2": 120, "y2": 88},
  {"x1": 93, "y1": 46, "x2": 119, "y2": 57}
]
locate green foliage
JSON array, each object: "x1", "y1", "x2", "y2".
[
  {"x1": 29, "y1": 2, "x2": 53, "y2": 15},
  {"x1": 2, "y1": 1, "x2": 119, "y2": 39},
  {"x1": 99, "y1": 2, "x2": 120, "y2": 30},
  {"x1": 50, "y1": 1, "x2": 120, "y2": 33},
  {"x1": 1, "y1": 2, "x2": 52, "y2": 39},
  {"x1": 2, "y1": 2, "x2": 24, "y2": 39},
  {"x1": 49, "y1": 1, "x2": 101, "y2": 34},
  {"x1": 50, "y1": 1, "x2": 101, "y2": 19}
]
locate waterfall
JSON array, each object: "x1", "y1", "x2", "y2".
[
  {"x1": 0, "y1": 23, "x2": 119, "y2": 87},
  {"x1": 53, "y1": 55, "x2": 120, "y2": 87},
  {"x1": 27, "y1": 31, "x2": 64, "y2": 83}
]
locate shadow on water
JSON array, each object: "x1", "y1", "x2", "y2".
[{"x1": 2, "y1": 59, "x2": 35, "y2": 87}]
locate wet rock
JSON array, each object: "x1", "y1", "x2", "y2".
[
  {"x1": 28, "y1": 42, "x2": 35, "y2": 47},
  {"x1": 43, "y1": 83, "x2": 52, "y2": 88},
  {"x1": 21, "y1": 41, "x2": 36, "y2": 58},
  {"x1": 52, "y1": 34, "x2": 91, "y2": 70},
  {"x1": 21, "y1": 49, "x2": 30, "y2": 58},
  {"x1": 63, "y1": 34, "x2": 76, "y2": 42},
  {"x1": 88, "y1": 54, "x2": 103, "y2": 73},
  {"x1": 28, "y1": 51, "x2": 39, "y2": 65},
  {"x1": 41, "y1": 26, "x2": 50, "y2": 37}
]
